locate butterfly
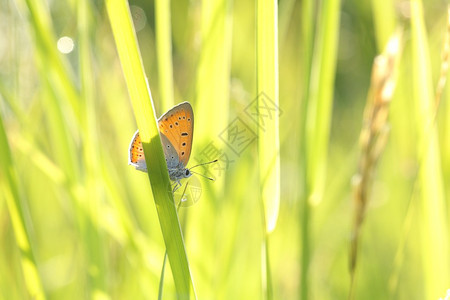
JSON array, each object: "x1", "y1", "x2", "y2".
[{"x1": 128, "y1": 102, "x2": 215, "y2": 191}]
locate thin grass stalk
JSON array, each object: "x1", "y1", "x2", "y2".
[
  {"x1": 261, "y1": 231, "x2": 273, "y2": 298},
  {"x1": 21, "y1": 0, "x2": 101, "y2": 292},
  {"x1": 105, "y1": 0, "x2": 196, "y2": 298},
  {"x1": 256, "y1": 0, "x2": 279, "y2": 298},
  {"x1": 256, "y1": 0, "x2": 280, "y2": 236},
  {"x1": 304, "y1": 0, "x2": 341, "y2": 209},
  {"x1": 301, "y1": 0, "x2": 340, "y2": 298},
  {"x1": 349, "y1": 33, "x2": 401, "y2": 299},
  {"x1": 28, "y1": 16, "x2": 99, "y2": 293},
  {"x1": 191, "y1": 0, "x2": 232, "y2": 215},
  {"x1": 78, "y1": 0, "x2": 108, "y2": 294},
  {"x1": 298, "y1": 1, "x2": 315, "y2": 299},
  {"x1": 155, "y1": 0, "x2": 175, "y2": 112},
  {"x1": 195, "y1": 0, "x2": 232, "y2": 145},
  {"x1": 158, "y1": 185, "x2": 188, "y2": 299},
  {"x1": 410, "y1": 1, "x2": 449, "y2": 298},
  {"x1": 158, "y1": 252, "x2": 169, "y2": 300},
  {"x1": 39, "y1": 79, "x2": 97, "y2": 295},
  {"x1": 0, "y1": 114, "x2": 46, "y2": 300}
]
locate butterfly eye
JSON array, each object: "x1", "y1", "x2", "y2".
[{"x1": 185, "y1": 170, "x2": 190, "y2": 176}]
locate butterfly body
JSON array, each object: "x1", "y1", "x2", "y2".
[{"x1": 128, "y1": 102, "x2": 194, "y2": 190}]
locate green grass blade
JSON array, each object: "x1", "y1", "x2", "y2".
[
  {"x1": 155, "y1": 0, "x2": 175, "y2": 112},
  {"x1": 302, "y1": 0, "x2": 341, "y2": 298},
  {"x1": 256, "y1": 0, "x2": 279, "y2": 298},
  {"x1": 300, "y1": 0, "x2": 315, "y2": 90},
  {"x1": 305, "y1": 0, "x2": 341, "y2": 206},
  {"x1": 158, "y1": 251, "x2": 168, "y2": 300},
  {"x1": 410, "y1": 1, "x2": 449, "y2": 298},
  {"x1": 298, "y1": 2, "x2": 315, "y2": 297},
  {"x1": 195, "y1": 0, "x2": 232, "y2": 144},
  {"x1": 257, "y1": 0, "x2": 280, "y2": 235},
  {"x1": 370, "y1": 0, "x2": 397, "y2": 51},
  {"x1": 0, "y1": 113, "x2": 46, "y2": 300},
  {"x1": 105, "y1": 1, "x2": 196, "y2": 298},
  {"x1": 78, "y1": 0, "x2": 108, "y2": 295}
]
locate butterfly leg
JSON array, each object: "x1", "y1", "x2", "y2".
[{"x1": 172, "y1": 180, "x2": 181, "y2": 193}]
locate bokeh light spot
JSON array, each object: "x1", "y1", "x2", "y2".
[
  {"x1": 131, "y1": 6, "x2": 147, "y2": 32},
  {"x1": 57, "y1": 36, "x2": 74, "y2": 54}
]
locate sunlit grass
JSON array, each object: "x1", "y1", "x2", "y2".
[
  {"x1": 155, "y1": 0, "x2": 175, "y2": 112},
  {"x1": 106, "y1": 0, "x2": 195, "y2": 298},
  {"x1": 0, "y1": 0, "x2": 449, "y2": 299},
  {"x1": 0, "y1": 112, "x2": 45, "y2": 300},
  {"x1": 300, "y1": 0, "x2": 341, "y2": 298},
  {"x1": 410, "y1": 1, "x2": 449, "y2": 298},
  {"x1": 256, "y1": 0, "x2": 280, "y2": 298}
]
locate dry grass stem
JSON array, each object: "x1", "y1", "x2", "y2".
[{"x1": 349, "y1": 32, "x2": 402, "y2": 298}]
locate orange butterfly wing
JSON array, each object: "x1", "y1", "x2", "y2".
[
  {"x1": 158, "y1": 102, "x2": 194, "y2": 167},
  {"x1": 128, "y1": 102, "x2": 194, "y2": 171},
  {"x1": 128, "y1": 130, "x2": 147, "y2": 171}
]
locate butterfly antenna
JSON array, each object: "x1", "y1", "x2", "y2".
[
  {"x1": 189, "y1": 159, "x2": 218, "y2": 170},
  {"x1": 190, "y1": 170, "x2": 215, "y2": 181},
  {"x1": 188, "y1": 159, "x2": 218, "y2": 181}
]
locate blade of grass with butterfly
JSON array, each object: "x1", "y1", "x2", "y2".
[{"x1": 105, "y1": 0, "x2": 196, "y2": 298}]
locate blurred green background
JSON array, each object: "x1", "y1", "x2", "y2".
[{"x1": 1, "y1": 0, "x2": 449, "y2": 299}]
